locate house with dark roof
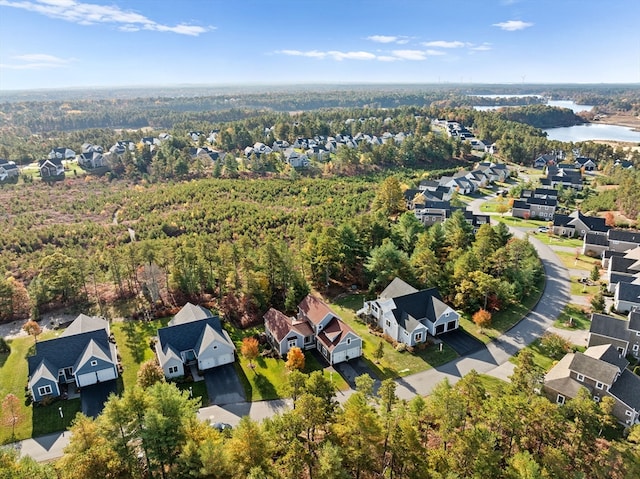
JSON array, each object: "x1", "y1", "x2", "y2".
[
  {"x1": 534, "y1": 153, "x2": 558, "y2": 168},
  {"x1": 155, "y1": 303, "x2": 235, "y2": 379},
  {"x1": 38, "y1": 158, "x2": 65, "y2": 180},
  {"x1": 614, "y1": 282, "x2": 640, "y2": 314},
  {"x1": 0, "y1": 158, "x2": 19, "y2": 183},
  {"x1": 552, "y1": 211, "x2": 609, "y2": 238},
  {"x1": 574, "y1": 157, "x2": 597, "y2": 171},
  {"x1": 48, "y1": 147, "x2": 75, "y2": 160},
  {"x1": 606, "y1": 255, "x2": 640, "y2": 292},
  {"x1": 359, "y1": 277, "x2": 460, "y2": 346},
  {"x1": 583, "y1": 229, "x2": 640, "y2": 257},
  {"x1": 543, "y1": 344, "x2": 640, "y2": 425},
  {"x1": 588, "y1": 313, "x2": 638, "y2": 357},
  {"x1": 27, "y1": 314, "x2": 118, "y2": 402}
]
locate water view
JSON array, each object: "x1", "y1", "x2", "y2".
[
  {"x1": 544, "y1": 123, "x2": 640, "y2": 143},
  {"x1": 473, "y1": 99, "x2": 593, "y2": 113}
]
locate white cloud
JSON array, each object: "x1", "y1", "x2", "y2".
[
  {"x1": 0, "y1": 0, "x2": 210, "y2": 36},
  {"x1": 470, "y1": 43, "x2": 492, "y2": 51},
  {"x1": 492, "y1": 20, "x2": 533, "y2": 31},
  {"x1": 278, "y1": 50, "x2": 376, "y2": 61},
  {"x1": 367, "y1": 35, "x2": 410, "y2": 44},
  {"x1": 422, "y1": 40, "x2": 466, "y2": 48},
  {"x1": 1, "y1": 53, "x2": 75, "y2": 69},
  {"x1": 278, "y1": 48, "x2": 447, "y2": 62}
]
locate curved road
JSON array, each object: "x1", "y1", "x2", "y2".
[{"x1": 15, "y1": 195, "x2": 572, "y2": 461}]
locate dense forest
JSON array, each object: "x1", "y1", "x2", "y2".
[{"x1": 2, "y1": 367, "x2": 639, "y2": 479}]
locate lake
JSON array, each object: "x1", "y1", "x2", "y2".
[
  {"x1": 473, "y1": 99, "x2": 593, "y2": 113},
  {"x1": 544, "y1": 123, "x2": 640, "y2": 143}
]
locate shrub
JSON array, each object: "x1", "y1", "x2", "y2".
[
  {"x1": 0, "y1": 337, "x2": 9, "y2": 354},
  {"x1": 540, "y1": 332, "x2": 571, "y2": 360},
  {"x1": 395, "y1": 343, "x2": 407, "y2": 352}
]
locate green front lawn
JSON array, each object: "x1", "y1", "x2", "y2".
[
  {"x1": 111, "y1": 318, "x2": 170, "y2": 391},
  {"x1": 554, "y1": 250, "x2": 601, "y2": 271},
  {"x1": 533, "y1": 234, "x2": 584, "y2": 248},
  {"x1": 553, "y1": 303, "x2": 591, "y2": 331},
  {"x1": 458, "y1": 277, "x2": 545, "y2": 343},
  {"x1": 330, "y1": 295, "x2": 458, "y2": 379},
  {"x1": 0, "y1": 331, "x2": 83, "y2": 444},
  {"x1": 569, "y1": 277, "x2": 601, "y2": 297},
  {"x1": 509, "y1": 338, "x2": 556, "y2": 372},
  {"x1": 495, "y1": 216, "x2": 549, "y2": 229},
  {"x1": 235, "y1": 350, "x2": 349, "y2": 402}
]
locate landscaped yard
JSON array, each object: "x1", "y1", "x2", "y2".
[
  {"x1": 533, "y1": 234, "x2": 584, "y2": 249},
  {"x1": 111, "y1": 317, "x2": 170, "y2": 391},
  {"x1": 458, "y1": 277, "x2": 545, "y2": 343},
  {"x1": 569, "y1": 277, "x2": 601, "y2": 297},
  {"x1": 331, "y1": 295, "x2": 458, "y2": 379},
  {"x1": 0, "y1": 331, "x2": 82, "y2": 444},
  {"x1": 554, "y1": 250, "x2": 601, "y2": 271},
  {"x1": 495, "y1": 216, "x2": 550, "y2": 229},
  {"x1": 553, "y1": 303, "x2": 591, "y2": 331},
  {"x1": 509, "y1": 338, "x2": 557, "y2": 372}
]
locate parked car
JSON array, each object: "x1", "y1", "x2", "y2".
[
  {"x1": 211, "y1": 422, "x2": 233, "y2": 432},
  {"x1": 537, "y1": 226, "x2": 549, "y2": 233}
]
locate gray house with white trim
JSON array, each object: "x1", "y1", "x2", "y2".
[
  {"x1": 27, "y1": 314, "x2": 118, "y2": 402},
  {"x1": 156, "y1": 303, "x2": 235, "y2": 379}
]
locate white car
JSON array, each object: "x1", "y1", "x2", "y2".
[{"x1": 537, "y1": 226, "x2": 549, "y2": 233}]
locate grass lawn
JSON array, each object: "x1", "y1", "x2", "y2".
[
  {"x1": 174, "y1": 380, "x2": 208, "y2": 407},
  {"x1": 509, "y1": 338, "x2": 556, "y2": 372},
  {"x1": 480, "y1": 198, "x2": 510, "y2": 214},
  {"x1": 569, "y1": 277, "x2": 600, "y2": 297},
  {"x1": 458, "y1": 277, "x2": 545, "y2": 343},
  {"x1": 235, "y1": 350, "x2": 349, "y2": 401},
  {"x1": 554, "y1": 250, "x2": 601, "y2": 271},
  {"x1": 533, "y1": 234, "x2": 584, "y2": 248},
  {"x1": 331, "y1": 295, "x2": 458, "y2": 379},
  {"x1": 495, "y1": 216, "x2": 549, "y2": 229},
  {"x1": 553, "y1": 303, "x2": 591, "y2": 331},
  {"x1": 0, "y1": 331, "x2": 83, "y2": 444},
  {"x1": 111, "y1": 318, "x2": 170, "y2": 391}
]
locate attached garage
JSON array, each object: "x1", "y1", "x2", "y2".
[
  {"x1": 97, "y1": 367, "x2": 117, "y2": 382},
  {"x1": 345, "y1": 347, "x2": 361, "y2": 361},
  {"x1": 199, "y1": 357, "x2": 216, "y2": 370},
  {"x1": 76, "y1": 372, "x2": 96, "y2": 387},
  {"x1": 332, "y1": 350, "x2": 347, "y2": 364},
  {"x1": 216, "y1": 354, "x2": 234, "y2": 366}
]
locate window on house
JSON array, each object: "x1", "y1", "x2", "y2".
[
  {"x1": 168, "y1": 366, "x2": 179, "y2": 374},
  {"x1": 633, "y1": 344, "x2": 639, "y2": 352},
  {"x1": 288, "y1": 338, "x2": 297, "y2": 349},
  {"x1": 90, "y1": 360, "x2": 98, "y2": 366},
  {"x1": 625, "y1": 410, "x2": 633, "y2": 417},
  {"x1": 576, "y1": 373, "x2": 584, "y2": 382},
  {"x1": 596, "y1": 382, "x2": 604, "y2": 390},
  {"x1": 415, "y1": 333, "x2": 423, "y2": 342},
  {"x1": 593, "y1": 396, "x2": 600, "y2": 402},
  {"x1": 557, "y1": 394, "x2": 565, "y2": 405},
  {"x1": 385, "y1": 319, "x2": 391, "y2": 327},
  {"x1": 617, "y1": 347, "x2": 625, "y2": 355},
  {"x1": 346, "y1": 338, "x2": 351, "y2": 345},
  {"x1": 38, "y1": 385, "x2": 52, "y2": 396}
]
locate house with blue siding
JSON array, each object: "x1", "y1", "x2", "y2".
[{"x1": 27, "y1": 314, "x2": 118, "y2": 402}]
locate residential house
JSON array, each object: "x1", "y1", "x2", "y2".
[
  {"x1": 0, "y1": 158, "x2": 19, "y2": 183},
  {"x1": 78, "y1": 149, "x2": 108, "y2": 169},
  {"x1": 283, "y1": 148, "x2": 309, "y2": 168},
  {"x1": 574, "y1": 156, "x2": 597, "y2": 171},
  {"x1": 477, "y1": 162, "x2": 510, "y2": 182},
  {"x1": 614, "y1": 282, "x2": 640, "y2": 314},
  {"x1": 413, "y1": 200, "x2": 451, "y2": 227},
  {"x1": 512, "y1": 196, "x2": 557, "y2": 220},
  {"x1": 552, "y1": 211, "x2": 609, "y2": 238},
  {"x1": 543, "y1": 344, "x2": 640, "y2": 425},
  {"x1": 48, "y1": 147, "x2": 75, "y2": 160},
  {"x1": 614, "y1": 160, "x2": 634, "y2": 170},
  {"x1": 155, "y1": 303, "x2": 236, "y2": 379},
  {"x1": 27, "y1": 314, "x2": 119, "y2": 402},
  {"x1": 359, "y1": 277, "x2": 460, "y2": 346},
  {"x1": 533, "y1": 153, "x2": 558, "y2": 168},
  {"x1": 38, "y1": 158, "x2": 65, "y2": 180},
  {"x1": 263, "y1": 308, "x2": 315, "y2": 357},
  {"x1": 606, "y1": 255, "x2": 640, "y2": 293},
  {"x1": 109, "y1": 141, "x2": 135, "y2": 156},
  {"x1": 588, "y1": 313, "x2": 636, "y2": 356},
  {"x1": 585, "y1": 228, "x2": 640, "y2": 258},
  {"x1": 296, "y1": 295, "x2": 362, "y2": 365}
]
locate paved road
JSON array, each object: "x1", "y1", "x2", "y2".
[{"x1": 13, "y1": 194, "x2": 574, "y2": 462}]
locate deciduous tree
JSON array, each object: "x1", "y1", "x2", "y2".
[
  {"x1": 285, "y1": 346, "x2": 305, "y2": 371},
  {"x1": 241, "y1": 337, "x2": 259, "y2": 370}
]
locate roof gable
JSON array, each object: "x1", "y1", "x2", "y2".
[
  {"x1": 298, "y1": 295, "x2": 339, "y2": 325},
  {"x1": 169, "y1": 302, "x2": 214, "y2": 326}
]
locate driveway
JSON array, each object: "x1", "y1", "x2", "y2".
[
  {"x1": 204, "y1": 364, "x2": 245, "y2": 406},
  {"x1": 439, "y1": 329, "x2": 486, "y2": 356},
  {"x1": 333, "y1": 357, "x2": 379, "y2": 389},
  {"x1": 80, "y1": 380, "x2": 118, "y2": 418}
]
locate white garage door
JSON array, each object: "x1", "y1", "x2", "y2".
[
  {"x1": 217, "y1": 354, "x2": 233, "y2": 366},
  {"x1": 199, "y1": 357, "x2": 216, "y2": 370},
  {"x1": 97, "y1": 367, "x2": 116, "y2": 382},
  {"x1": 332, "y1": 351, "x2": 347, "y2": 364},
  {"x1": 77, "y1": 372, "x2": 96, "y2": 387},
  {"x1": 346, "y1": 347, "x2": 361, "y2": 360}
]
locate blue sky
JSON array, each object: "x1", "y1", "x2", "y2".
[{"x1": 0, "y1": 0, "x2": 639, "y2": 90}]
